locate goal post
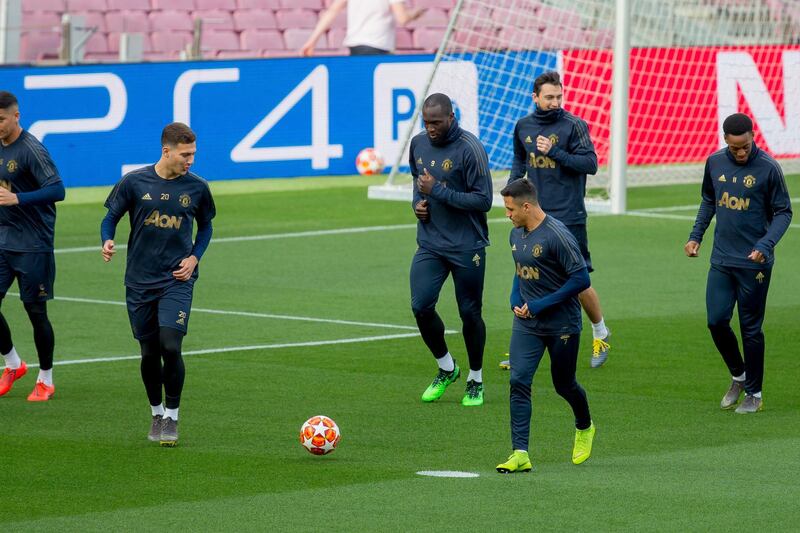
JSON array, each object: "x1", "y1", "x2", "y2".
[{"x1": 368, "y1": 0, "x2": 800, "y2": 212}]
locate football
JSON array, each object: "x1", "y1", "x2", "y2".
[
  {"x1": 300, "y1": 415, "x2": 341, "y2": 455},
  {"x1": 355, "y1": 148, "x2": 385, "y2": 175}
]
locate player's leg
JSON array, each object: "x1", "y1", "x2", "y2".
[
  {"x1": 17, "y1": 252, "x2": 56, "y2": 401},
  {"x1": 155, "y1": 280, "x2": 194, "y2": 446},
  {"x1": 546, "y1": 334, "x2": 594, "y2": 464},
  {"x1": 567, "y1": 224, "x2": 611, "y2": 367},
  {"x1": 0, "y1": 252, "x2": 27, "y2": 396},
  {"x1": 411, "y1": 248, "x2": 459, "y2": 401},
  {"x1": 22, "y1": 302, "x2": 55, "y2": 401},
  {"x1": 497, "y1": 328, "x2": 544, "y2": 473},
  {"x1": 451, "y1": 249, "x2": 486, "y2": 406},
  {"x1": 138, "y1": 333, "x2": 164, "y2": 441},
  {"x1": 127, "y1": 286, "x2": 163, "y2": 438},
  {"x1": 706, "y1": 265, "x2": 745, "y2": 409},
  {"x1": 733, "y1": 266, "x2": 772, "y2": 414}
]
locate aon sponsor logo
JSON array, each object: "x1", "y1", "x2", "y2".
[
  {"x1": 718, "y1": 192, "x2": 750, "y2": 211},
  {"x1": 516, "y1": 262, "x2": 539, "y2": 280},
  {"x1": 528, "y1": 153, "x2": 556, "y2": 169},
  {"x1": 144, "y1": 210, "x2": 183, "y2": 229}
]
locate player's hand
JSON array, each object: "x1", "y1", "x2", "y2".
[
  {"x1": 418, "y1": 168, "x2": 436, "y2": 195},
  {"x1": 747, "y1": 249, "x2": 766, "y2": 263},
  {"x1": 536, "y1": 135, "x2": 553, "y2": 155},
  {"x1": 173, "y1": 255, "x2": 198, "y2": 281},
  {"x1": 0, "y1": 187, "x2": 19, "y2": 206},
  {"x1": 101, "y1": 240, "x2": 115, "y2": 262},
  {"x1": 684, "y1": 240, "x2": 700, "y2": 257},
  {"x1": 513, "y1": 303, "x2": 532, "y2": 319},
  {"x1": 300, "y1": 41, "x2": 315, "y2": 57},
  {"x1": 414, "y1": 200, "x2": 429, "y2": 222}
]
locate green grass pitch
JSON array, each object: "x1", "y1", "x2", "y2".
[{"x1": 2, "y1": 174, "x2": 799, "y2": 531}]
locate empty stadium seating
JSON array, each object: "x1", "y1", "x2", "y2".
[{"x1": 17, "y1": 0, "x2": 800, "y2": 64}]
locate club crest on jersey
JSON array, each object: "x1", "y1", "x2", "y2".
[
  {"x1": 38, "y1": 284, "x2": 48, "y2": 298},
  {"x1": 442, "y1": 159, "x2": 453, "y2": 172},
  {"x1": 179, "y1": 193, "x2": 192, "y2": 207},
  {"x1": 176, "y1": 310, "x2": 187, "y2": 325},
  {"x1": 472, "y1": 253, "x2": 481, "y2": 267},
  {"x1": 532, "y1": 244, "x2": 543, "y2": 258},
  {"x1": 548, "y1": 134, "x2": 559, "y2": 146},
  {"x1": 743, "y1": 175, "x2": 756, "y2": 188},
  {"x1": 6, "y1": 160, "x2": 17, "y2": 173}
]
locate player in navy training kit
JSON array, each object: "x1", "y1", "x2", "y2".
[
  {"x1": 686, "y1": 113, "x2": 791, "y2": 414},
  {"x1": 504, "y1": 71, "x2": 611, "y2": 369},
  {"x1": 0, "y1": 91, "x2": 65, "y2": 402},
  {"x1": 410, "y1": 93, "x2": 493, "y2": 406},
  {"x1": 495, "y1": 178, "x2": 595, "y2": 474},
  {"x1": 101, "y1": 123, "x2": 216, "y2": 445}
]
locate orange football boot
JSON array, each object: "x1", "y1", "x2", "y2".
[
  {"x1": 27, "y1": 381, "x2": 55, "y2": 402},
  {"x1": 0, "y1": 361, "x2": 27, "y2": 397}
]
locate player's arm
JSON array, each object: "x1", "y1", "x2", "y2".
[
  {"x1": 752, "y1": 165, "x2": 793, "y2": 262},
  {"x1": 409, "y1": 141, "x2": 429, "y2": 221},
  {"x1": 300, "y1": 0, "x2": 346, "y2": 56},
  {"x1": 174, "y1": 187, "x2": 217, "y2": 281},
  {"x1": 11, "y1": 182, "x2": 65, "y2": 206},
  {"x1": 1, "y1": 143, "x2": 66, "y2": 206},
  {"x1": 100, "y1": 178, "x2": 132, "y2": 262},
  {"x1": 426, "y1": 144, "x2": 493, "y2": 212},
  {"x1": 546, "y1": 119, "x2": 598, "y2": 175},
  {"x1": 390, "y1": 0, "x2": 426, "y2": 25},
  {"x1": 686, "y1": 160, "x2": 716, "y2": 255},
  {"x1": 510, "y1": 273, "x2": 523, "y2": 310},
  {"x1": 526, "y1": 267, "x2": 591, "y2": 316},
  {"x1": 508, "y1": 121, "x2": 527, "y2": 183}
]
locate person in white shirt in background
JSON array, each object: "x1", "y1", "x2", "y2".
[{"x1": 301, "y1": 0, "x2": 426, "y2": 56}]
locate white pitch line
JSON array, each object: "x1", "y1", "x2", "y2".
[
  {"x1": 53, "y1": 218, "x2": 514, "y2": 254},
  {"x1": 27, "y1": 332, "x2": 430, "y2": 368},
  {"x1": 37, "y1": 294, "x2": 425, "y2": 332}
]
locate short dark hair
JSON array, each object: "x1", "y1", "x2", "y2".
[
  {"x1": 423, "y1": 93, "x2": 453, "y2": 115},
  {"x1": 161, "y1": 122, "x2": 196, "y2": 146},
  {"x1": 722, "y1": 113, "x2": 753, "y2": 136},
  {"x1": 533, "y1": 71, "x2": 562, "y2": 95},
  {"x1": 500, "y1": 178, "x2": 538, "y2": 204},
  {"x1": 0, "y1": 91, "x2": 19, "y2": 110}
]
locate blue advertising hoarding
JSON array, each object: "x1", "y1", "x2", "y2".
[{"x1": 0, "y1": 51, "x2": 557, "y2": 187}]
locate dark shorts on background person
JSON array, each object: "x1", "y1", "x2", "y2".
[
  {"x1": 126, "y1": 279, "x2": 195, "y2": 340},
  {"x1": 565, "y1": 224, "x2": 593, "y2": 272},
  {"x1": 349, "y1": 45, "x2": 390, "y2": 55},
  {"x1": 0, "y1": 250, "x2": 56, "y2": 302}
]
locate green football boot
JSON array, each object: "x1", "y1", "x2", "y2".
[
  {"x1": 421, "y1": 363, "x2": 460, "y2": 402},
  {"x1": 572, "y1": 423, "x2": 596, "y2": 464},
  {"x1": 496, "y1": 450, "x2": 532, "y2": 473},
  {"x1": 461, "y1": 380, "x2": 484, "y2": 406}
]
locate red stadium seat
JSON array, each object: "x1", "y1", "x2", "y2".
[
  {"x1": 195, "y1": 0, "x2": 234, "y2": 9},
  {"x1": 406, "y1": 7, "x2": 449, "y2": 29},
  {"x1": 395, "y1": 28, "x2": 414, "y2": 50},
  {"x1": 412, "y1": 27, "x2": 444, "y2": 51},
  {"x1": 278, "y1": 0, "x2": 323, "y2": 8},
  {"x1": 149, "y1": 10, "x2": 195, "y2": 32},
  {"x1": 194, "y1": 9, "x2": 235, "y2": 30},
  {"x1": 20, "y1": 31, "x2": 62, "y2": 61},
  {"x1": 21, "y1": 11, "x2": 61, "y2": 31},
  {"x1": 107, "y1": 0, "x2": 149, "y2": 10},
  {"x1": 327, "y1": 27, "x2": 345, "y2": 49},
  {"x1": 283, "y1": 28, "x2": 317, "y2": 50},
  {"x1": 274, "y1": 8, "x2": 317, "y2": 29},
  {"x1": 236, "y1": 0, "x2": 282, "y2": 8},
  {"x1": 71, "y1": 11, "x2": 107, "y2": 32},
  {"x1": 216, "y1": 49, "x2": 262, "y2": 58},
  {"x1": 22, "y1": 0, "x2": 65, "y2": 13},
  {"x1": 201, "y1": 30, "x2": 241, "y2": 53},
  {"x1": 151, "y1": 0, "x2": 195, "y2": 10},
  {"x1": 106, "y1": 11, "x2": 150, "y2": 32},
  {"x1": 240, "y1": 29, "x2": 284, "y2": 51},
  {"x1": 65, "y1": 0, "x2": 108, "y2": 11},
  {"x1": 411, "y1": 0, "x2": 454, "y2": 8},
  {"x1": 233, "y1": 9, "x2": 278, "y2": 31},
  {"x1": 150, "y1": 30, "x2": 193, "y2": 52}
]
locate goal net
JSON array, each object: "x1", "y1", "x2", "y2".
[{"x1": 369, "y1": 0, "x2": 800, "y2": 212}]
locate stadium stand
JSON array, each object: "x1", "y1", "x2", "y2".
[{"x1": 15, "y1": 0, "x2": 800, "y2": 63}]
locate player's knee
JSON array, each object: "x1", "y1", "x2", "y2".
[
  {"x1": 411, "y1": 303, "x2": 436, "y2": 319},
  {"x1": 458, "y1": 306, "x2": 483, "y2": 327},
  {"x1": 509, "y1": 371, "x2": 530, "y2": 390},
  {"x1": 553, "y1": 379, "x2": 578, "y2": 398},
  {"x1": 23, "y1": 301, "x2": 50, "y2": 328},
  {"x1": 707, "y1": 318, "x2": 730, "y2": 330},
  {"x1": 159, "y1": 327, "x2": 184, "y2": 358}
]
